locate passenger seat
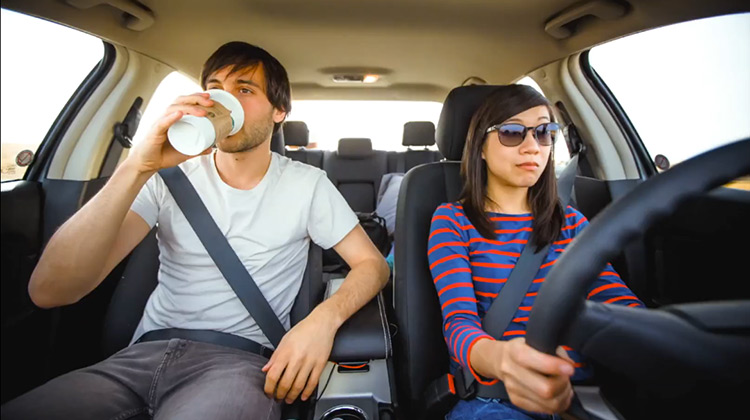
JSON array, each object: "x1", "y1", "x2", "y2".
[
  {"x1": 324, "y1": 138, "x2": 388, "y2": 213},
  {"x1": 387, "y1": 121, "x2": 442, "y2": 173},
  {"x1": 283, "y1": 121, "x2": 324, "y2": 168},
  {"x1": 271, "y1": 127, "x2": 285, "y2": 155}
]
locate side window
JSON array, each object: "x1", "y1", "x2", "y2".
[
  {"x1": 590, "y1": 12, "x2": 750, "y2": 186},
  {"x1": 0, "y1": 9, "x2": 103, "y2": 181},
  {"x1": 516, "y1": 76, "x2": 572, "y2": 177},
  {"x1": 132, "y1": 72, "x2": 202, "y2": 145}
]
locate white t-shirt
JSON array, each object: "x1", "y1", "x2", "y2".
[{"x1": 129, "y1": 152, "x2": 358, "y2": 348}]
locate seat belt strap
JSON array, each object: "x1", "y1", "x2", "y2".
[
  {"x1": 158, "y1": 166, "x2": 287, "y2": 347},
  {"x1": 462, "y1": 238, "x2": 551, "y2": 394},
  {"x1": 557, "y1": 153, "x2": 579, "y2": 209}
]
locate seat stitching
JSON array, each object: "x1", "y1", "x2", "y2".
[
  {"x1": 377, "y1": 293, "x2": 391, "y2": 357},
  {"x1": 110, "y1": 407, "x2": 148, "y2": 420}
]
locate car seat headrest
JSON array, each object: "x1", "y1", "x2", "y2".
[
  {"x1": 283, "y1": 121, "x2": 309, "y2": 147},
  {"x1": 338, "y1": 138, "x2": 373, "y2": 159},
  {"x1": 402, "y1": 121, "x2": 436, "y2": 147},
  {"x1": 436, "y1": 85, "x2": 505, "y2": 160}
]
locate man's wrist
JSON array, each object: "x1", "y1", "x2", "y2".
[
  {"x1": 310, "y1": 300, "x2": 346, "y2": 332},
  {"x1": 120, "y1": 156, "x2": 157, "y2": 181}
]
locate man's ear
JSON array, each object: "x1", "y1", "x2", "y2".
[{"x1": 273, "y1": 108, "x2": 286, "y2": 124}]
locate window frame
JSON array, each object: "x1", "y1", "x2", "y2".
[
  {"x1": 579, "y1": 50, "x2": 657, "y2": 179},
  {"x1": 23, "y1": 41, "x2": 115, "y2": 182}
]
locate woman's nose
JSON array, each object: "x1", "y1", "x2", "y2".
[{"x1": 519, "y1": 130, "x2": 540, "y2": 153}]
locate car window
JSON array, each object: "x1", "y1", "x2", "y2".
[
  {"x1": 132, "y1": 72, "x2": 203, "y2": 145},
  {"x1": 589, "y1": 12, "x2": 750, "y2": 189},
  {"x1": 288, "y1": 101, "x2": 442, "y2": 151},
  {"x1": 0, "y1": 9, "x2": 103, "y2": 182}
]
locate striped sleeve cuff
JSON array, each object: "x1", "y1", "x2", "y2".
[{"x1": 465, "y1": 335, "x2": 499, "y2": 385}]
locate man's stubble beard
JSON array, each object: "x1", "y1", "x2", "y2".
[{"x1": 216, "y1": 113, "x2": 274, "y2": 154}]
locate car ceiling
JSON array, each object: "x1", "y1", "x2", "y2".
[{"x1": 3, "y1": 0, "x2": 749, "y2": 101}]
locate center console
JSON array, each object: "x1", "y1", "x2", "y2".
[{"x1": 313, "y1": 278, "x2": 396, "y2": 420}]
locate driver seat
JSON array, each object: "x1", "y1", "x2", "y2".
[{"x1": 393, "y1": 85, "x2": 503, "y2": 418}]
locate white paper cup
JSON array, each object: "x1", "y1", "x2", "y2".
[
  {"x1": 207, "y1": 89, "x2": 244, "y2": 135},
  {"x1": 167, "y1": 90, "x2": 245, "y2": 155}
]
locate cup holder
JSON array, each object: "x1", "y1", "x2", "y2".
[{"x1": 319, "y1": 404, "x2": 368, "y2": 420}]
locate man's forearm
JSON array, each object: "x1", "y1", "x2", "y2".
[
  {"x1": 29, "y1": 159, "x2": 154, "y2": 307},
  {"x1": 312, "y1": 257, "x2": 389, "y2": 330}
]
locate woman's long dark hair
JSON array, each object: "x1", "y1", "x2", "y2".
[{"x1": 459, "y1": 85, "x2": 564, "y2": 250}]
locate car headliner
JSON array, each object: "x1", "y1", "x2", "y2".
[{"x1": 3, "y1": 0, "x2": 748, "y2": 101}]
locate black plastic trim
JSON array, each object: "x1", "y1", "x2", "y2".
[
  {"x1": 579, "y1": 50, "x2": 657, "y2": 179},
  {"x1": 26, "y1": 42, "x2": 116, "y2": 181}
]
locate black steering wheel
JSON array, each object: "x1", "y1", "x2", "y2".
[{"x1": 525, "y1": 139, "x2": 750, "y2": 400}]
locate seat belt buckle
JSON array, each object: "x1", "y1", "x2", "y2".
[
  {"x1": 454, "y1": 369, "x2": 477, "y2": 400},
  {"x1": 422, "y1": 372, "x2": 477, "y2": 416}
]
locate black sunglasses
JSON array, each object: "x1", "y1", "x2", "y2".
[{"x1": 485, "y1": 122, "x2": 559, "y2": 147}]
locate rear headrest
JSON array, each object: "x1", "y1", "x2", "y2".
[
  {"x1": 436, "y1": 85, "x2": 503, "y2": 160},
  {"x1": 283, "y1": 121, "x2": 309, "y2": 147},
  {"x1": 403, "y1": 121, "x2": 435, "y2": 147},
  {"x1": 338, "y1": 138, "x2": 373, "y2": 159},
  {"x1": 270, "y1": 128, "x2": 285, "y2": 156}
]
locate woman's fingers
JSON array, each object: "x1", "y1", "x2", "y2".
[{"x1": 509, "y1": 339, "x2": 574, "y2": 377}]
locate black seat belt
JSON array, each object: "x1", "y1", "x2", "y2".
[
  {"x1": 460, "y1": 238, "x2": 551, "y2": 398},
  {"x1": 156, "y1": 166, "x2": 287, "y2": 347}
]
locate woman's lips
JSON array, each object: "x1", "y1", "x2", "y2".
[{"x1": 517, "y1": 162, "x2": 539, "y2": 170}]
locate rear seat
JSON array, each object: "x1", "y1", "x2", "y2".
[
  {"x1": 283, "y1": 121, "x2": 324, "y2": 168},
  {"x1": 387, "y1": 121, "x2": 442, "y2": 173},
  {"x1": 324, "y1": 138, "x2": 388, "y2": 213}
]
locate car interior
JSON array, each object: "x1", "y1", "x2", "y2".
[{"x1": 1, "y1": 0, "x2": 749, "y2": 419}]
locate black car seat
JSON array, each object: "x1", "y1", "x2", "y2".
[
  {"x1": 270, "y1": 126, "x2": 285, "y2": 155},
  {"x1": 324, "y1": 138, "x2": 388, "y2": 213},
  {"x1": 101, "y1": 230, "x2": 324, "y2": 358},
  {"x1": 393, "y1": 85, "x2": 502, "y2": 417},
  {"x1": 283, "y1": 121, "x2": 324, "y2": 168}
]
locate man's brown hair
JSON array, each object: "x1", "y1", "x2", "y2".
[{"x1": 201, "y1": 42, "x2": 291, "y2": 134}]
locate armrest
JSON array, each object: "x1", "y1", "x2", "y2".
[{"x1": 327, "y1": 278, "x2": 392, "y2": 362}]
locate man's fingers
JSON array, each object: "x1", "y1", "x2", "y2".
[
  {"x1": 174, "y1": 92, "x2": 213, "y2": 106},
  {"x1": 301, "y1": 363, "x2": 326, "y2": 401},
  {"x1": 263, "y1": 360, "x2": 285, "y2": 398},
  {"x1": 262, "y1": 351, "x2": 278, "y2": 372},
  {"x1": 275, "y1": 360, "x2": 301, "y2": 401},
  {"x1": 285, "y1": 362, "x2": 314, "y2": 403},
  {"x1": 150, "y1": 111, "x2": 183, "y2": 138},
  {"x1": 165, "y1": 104, "x2": 209, "y2": 118}
]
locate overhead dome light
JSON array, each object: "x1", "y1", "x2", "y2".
[{"x1": 332, "y1": 74, "x2": 380, "y2": 84}]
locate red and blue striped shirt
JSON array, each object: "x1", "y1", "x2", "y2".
[{"x1": 428, "y1": 202, "x2": 643, "y2": 384}]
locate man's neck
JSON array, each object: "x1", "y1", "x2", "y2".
[
  {"x1": 214, "y1": 143, "x2": 272, "y2": 190},
  {"x1": 485, "y1": 177, "x2": 530, "y2": 214}
]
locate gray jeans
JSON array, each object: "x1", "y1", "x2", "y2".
[{"x1": 1, "y1": 339, "x2": 281, "y2": 420}]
